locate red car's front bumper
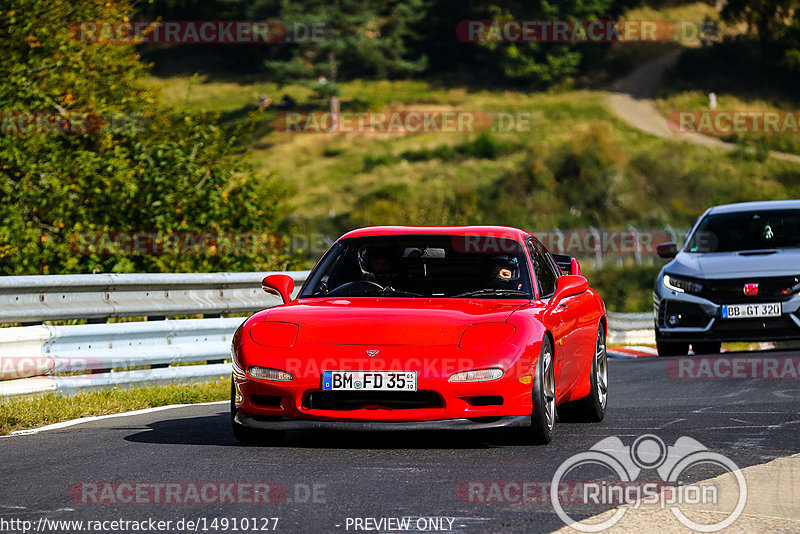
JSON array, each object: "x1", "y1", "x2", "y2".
[
  {"x1": 232, "y1": 343, "x2": 536, "y2": 430},
  {"x1": 233, "y1": 414, "x2": 532, "y2": 431}
]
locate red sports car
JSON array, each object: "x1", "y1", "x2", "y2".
[{"x1": 231, "y1": 226, "x2": 607, "y2": 444}]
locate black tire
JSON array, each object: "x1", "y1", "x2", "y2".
[
  {"x1": 559, "y1": 323, "x2": 607, "y2": 423},
  {"x1": 692, "y1": 342, "x2": 721, "y2": 355},
  {"x1": 656, "y1": 340, "x2": 690, "y2": 356},
  {"x1": 230, "y1": 380, "x2": 285, "y2": 445},
  {"x1": 525, "y1": 336, "x2": 555, "y2": 445}
]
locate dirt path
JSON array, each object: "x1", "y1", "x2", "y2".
[{"x1": 605, "y1": 48, "x2": 800, "y2": 164}]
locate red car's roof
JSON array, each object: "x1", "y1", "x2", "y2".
[{"x1": 339, "y1": 225, "x2": 530, "y2": 241}]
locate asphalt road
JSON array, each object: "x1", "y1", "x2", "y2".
[{"x1": 1, "y1": 351, "x2": 799, "y2": 534}]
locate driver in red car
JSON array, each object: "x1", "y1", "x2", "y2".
[
  {"x1": 361, "y1": 245, "x2": 399, "y2": 287},
  {"x1": 487, "y1": 255, "x2": 523, "y2": 290}
]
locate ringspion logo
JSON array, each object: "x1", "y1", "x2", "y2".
[{"x1": 550, "y1": 434, "x2": 746, "y2": 532}]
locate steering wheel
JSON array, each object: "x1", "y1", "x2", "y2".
[{"x1": 326, "y1": 280, "x2": 385, "y2": 296}]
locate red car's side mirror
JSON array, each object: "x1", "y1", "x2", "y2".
[
  {"x1": 262, "y1": 274, "x2": 294, "y2": 304},
  {"x1": 552, "y1": 253, "x2": 581, "y2": 275},
  {"x1": 656, "y1": 242, "x2": 679, "y2": 259},
  {"x1": 570, "y1": 257, "x2": 581, "y2": 276},
  {"x1": 550, "y1": 275, "x2": 589, "y2": 305}
]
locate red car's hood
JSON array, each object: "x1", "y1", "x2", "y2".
[{"x1": 262, "y1": 298, "x2": 526, "y2": 346}]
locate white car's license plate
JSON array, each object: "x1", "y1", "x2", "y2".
[
  {"x1": 322, "y1": 371, "x2": 417, "y2": 391},
  {"x1": 721, "y1": 303, "x2": 782, "y2": 319}
]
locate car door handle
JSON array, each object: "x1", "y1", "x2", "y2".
[{"x1": 559, "y1": 302, "x2": 568, "y2": 309}]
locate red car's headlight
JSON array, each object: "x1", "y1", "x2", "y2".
[
  {"x1": 248, "y1": 321, "x2": 299, "y2": 348},
  {"x1": 459, "y1": 323, "x2": 515, "y2": 349},
  {"x1": 449, "y1": 368, "x2": 504, "y2": 383},
  {"x1": 247, "y1": 367, "x2": 294, "y2": 381}
]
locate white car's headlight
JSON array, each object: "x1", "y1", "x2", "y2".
[
  {"x1": 448, "y1": 368, "x2": 503, "y2": 383},
  {"x1": 783, "y1": 278, "x2": 800, "y2": 296},
  {"x1": 663, "y1": 274, "x2": 703, "y2": 294}
]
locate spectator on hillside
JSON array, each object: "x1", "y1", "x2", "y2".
[
  {"x1": 276, "y1": 94, "x2": 297, "y2": 109},
  {"x1": 708, "y1": 92, "x2": 717, "y2": 110}
]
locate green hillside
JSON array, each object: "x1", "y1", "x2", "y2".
[
  {"x1": 6, "y1": 0, "x2": 800, "y2": 312},
  {"x1": 155, "y1": 75, "x2": 800, "y2": 239}
]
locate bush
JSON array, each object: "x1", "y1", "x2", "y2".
[
  {"x1": 584, "y1": 263, "x2": 663, "y2": 313},
  {"x1": 0, "y1": 0, "x2": 294, "y2": 274},
  {"x1": 323, "y1": 146, "x2": 346, "y2": 157},
  {"x1": 363, "y1": 153, "x2": 399, "y2": 171},
  {"x1": 549, "y1": 123, "x2": 629, "y2": 227},
  {"x1": 459, "y1": 131, "x2": 514, "y2": 159},
  {"x1": 390, "y1": 133, "x2": 516, "y2": 165}
]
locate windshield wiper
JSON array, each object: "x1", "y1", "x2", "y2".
[
  {"x1": 453, "y1": 288, "x2": 531, "y2": 298},
  {"x1": 380, "y1": 286, "x2": 423, "y2": 297}
]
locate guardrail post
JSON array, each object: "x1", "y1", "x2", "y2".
[
  {"x1": 204, "y1": 313, "x2": 225, "y2": 364},
  {"x1": 147, "y1": 316, "x2": 169, "y2": 369},
  {"x1": 665, "y1": 224, "x2": 678, "y2": 244},
  {"x1": 88, "y1": 317, "x2": 112, "y2": 372},
  {"x1": 552, "y1": 227, "x2": 564, "y2": 254},
  {"x1": 589, "y1": 226, "x2": 602, "y2": 269},
  {"x1": 628, "y1": 225, "x2": 642, "y2": 265}
]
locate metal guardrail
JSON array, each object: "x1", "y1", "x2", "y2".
[
  {"x1": 0, "y1": 271, "x2": 309, "y2": 397},
  {"x1": 0, "y1": 270, "x2": 655, "y2": 397},
  {"x1": 0, "y1": 271, "x2": 309, "y2": 323},
  {"x1": 0, "y1": 318, "x2": 245, "y2": 380},
  {"x1": 606, "y1": 312, "x2": 656, "y2": 345},
  {"x1": 0, "y1": 363, "x2": 233, "y2": 397}
]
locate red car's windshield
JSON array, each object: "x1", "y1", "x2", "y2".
[{"x1": 299, "y1": 235, "x2": 534, "y2": 298}]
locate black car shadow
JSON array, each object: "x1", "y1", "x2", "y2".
[
  {"x1": 124, "y1": 412, "x2": 235, "y2": 446},
  {"x1": 123, "y1": 410, "x2": 534, "y2": 449}
]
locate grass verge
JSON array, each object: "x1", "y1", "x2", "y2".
[
  {"x1": 0, "y1": 378, "x2": 229, "y2": 436},
  {"x1": 656, "y1": 39, "x2": 800, "y2": 156}
]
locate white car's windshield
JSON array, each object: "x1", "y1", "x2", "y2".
[
  {"x1": 686, "y1": 209, "x2": 800, "y2": 252},
  {"x1": 299, "y1": 235, "x2": 534, "y2": 298}
]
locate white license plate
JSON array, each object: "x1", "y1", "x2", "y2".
[
  {"x1": 721, "y1": 303, "x2": 782, "y2": 319},
  {"x1": 322, "y1": 371, "x2": 416, "y2": 391}
]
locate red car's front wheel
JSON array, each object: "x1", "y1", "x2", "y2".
[
  {"x1": 526, "y1": 337, "x2": 555, "y2": 444},
  {"x1": 559, "y1": 323, "x2": 608, "y2": 422}
]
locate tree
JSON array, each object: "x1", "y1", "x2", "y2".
[
  {"x1": 722, "y1": 0, "x2": 798, "y2": 47},
  {"x1": 472, "y1": 0, "x2": 619, "y2": 85},
  {"x1": 0, "y1": 0, "x2": 294, "y2": 275},
  {"x1": 263, "y1": 0, "x2": 428, "y2": 113},
  {"x1": 721, "y1": 0, "x2": 800, "y2": 70},
  {"x1": 130, "y1": 0, "x2": 626, "y2": 87}
]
